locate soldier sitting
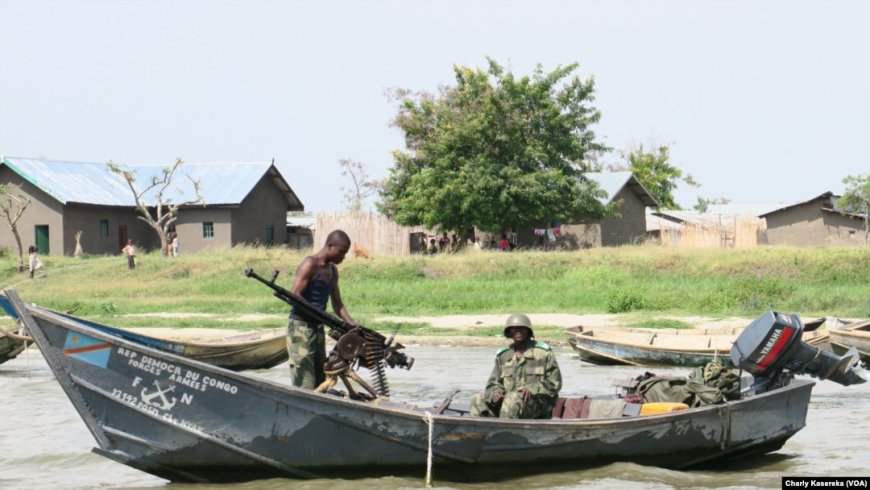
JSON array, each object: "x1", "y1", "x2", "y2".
[{"x1": 470, "y1": 314, "x2": 562, "y2": 419}]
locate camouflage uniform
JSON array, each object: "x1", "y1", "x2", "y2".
[
  {"x1": 286, "y1": 318, "x2": 327, "y2": 390},
  {"x1": 470, "y1": 341, "x2": 562, "y2": 419}
]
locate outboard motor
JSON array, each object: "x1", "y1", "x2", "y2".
[{"x1": 731, "y1": 311, "x2": 868, "y2": 393}]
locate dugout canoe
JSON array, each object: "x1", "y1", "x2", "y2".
[
  {"x1": 6, "y1": 288, "x2": 816, "y2": 483},
  {"x1": 829, "y1": 319, "x2": 870, "y2": 365},
  {"x1": 0, "y1": 294, "x2": 287, "y2": 371},
  {"x1": 566, "y1": 324, "x2": 830, "y2": 367},
  {"x1": 0, "y1": 327, "x2": 29, "y2": 365}
]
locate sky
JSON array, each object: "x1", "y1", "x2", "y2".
[{"x1": 1, "y1": 0, "x2": 868, "y2": 213}]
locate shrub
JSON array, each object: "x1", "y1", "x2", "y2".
[{"x1": 607, "y1": 292, "x2": 646, "y2": 313}]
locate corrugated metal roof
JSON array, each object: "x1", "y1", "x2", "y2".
[
  {"x1": 1, "y1": 157, "x2": 297, "y2": 208},
  {"x1": 703, "y1": 203, "x2": 785, "y2": 217},
  {"x1": 649, "y1": 208, "x2": 769, "y2": 229},
  {"x1": 584, "y1": 171, "x2": 659, "y2": 207},
  {"x1": 286, "y1": 215, "x2": 315, "y2": 229},
  {"x1": 758, "y1": 192, "x2": 836, "y2": 217}
]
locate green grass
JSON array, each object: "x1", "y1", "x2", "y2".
[{"x1": 1, "y1": 245, "x2": 868, "y2": 331}]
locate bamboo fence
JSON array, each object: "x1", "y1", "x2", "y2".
[
  {"x1": 314, "y1": 212, "x2": 434, "y2": 256},
  {"x1": 657, "y1": 216, "x2": 766, "y2": 249}
]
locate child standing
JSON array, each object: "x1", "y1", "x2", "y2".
[
  {"x1": 28, "y1": 245, "x2": 43, "y2": 279},
  {"x1": 122, "y1": 240, "x2": 136, "y2": 269}
]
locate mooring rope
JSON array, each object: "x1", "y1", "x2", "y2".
[{"x1": 424, "y1": 411, "x2": 434, "y2": 487}]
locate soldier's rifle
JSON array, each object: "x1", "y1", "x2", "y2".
[{"x1": 244, "y1": 268, "x2": 414, "y2": 397}]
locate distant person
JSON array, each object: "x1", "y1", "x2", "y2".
[
  {"x1": 287, "y1": 229, "x2": 358, "y2": 390},
  {"x1": 470, "y1": 314, "x2": 562, "y2": 419},
  {"x1": 166, "y1": 228, "x2": 178, "y2": 257},
  {"x1": 427, "y1": 238, "x2": 438, "y2": 256},
  {"x1": 498, "y1": 234, "x2": 510, "y2": 252},
  {"x1": 122, "y1": 240, "x2": 136, "y2": 270},
  {"x1": 472, "y1": 236, "x2": 482, "y2": 252},
  {"x1": 28, "y1": 245, "x2": 43, "y2": 279},
  {"x1": 438, "y1": 232, "x2": 450, "y2": 253}
]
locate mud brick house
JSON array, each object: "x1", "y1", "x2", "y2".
[
  {"x1": 760, "y1": 192, "x2": 867, "y2": 247},
  {"x1": 514, "y1": 172, "x2": 659, "y2": 249},
  {"x1": 0, "y1": 157, "x2": 303, "y2": 255}
]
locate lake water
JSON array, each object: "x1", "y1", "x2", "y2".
[{"x1": 1, "y1": 344, "x2": 868, "y2": 489}]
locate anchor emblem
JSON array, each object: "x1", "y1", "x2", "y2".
[{"x1": 140, "y1": 380, "x2": 177, "y2": 410}]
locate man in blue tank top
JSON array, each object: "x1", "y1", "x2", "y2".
[{"x1": 287, "y1": 229, "x2": 358, "y2": 389}]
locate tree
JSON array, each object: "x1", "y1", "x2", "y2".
[
  {"x1": 836, "y1": 173, "x2": 870, "y2": 241},
  {"x1": 378, "y1": 58, "x2": 609, "y2": 235},
  {"x1": 693, "y1": 196, "x2": 731, "y2": 213},
  {"x1": 616, "y1": 143, "x2": 698, "y2": 210},
  {"x1": 338, "y1": 158, "x2": 383, "y2": 212},
  {"x1": 0, "y1": 183, "x2": 32, "y2": 271},
  {"x1": 107, "y1": 158, "x2": 205, "y2": 254}
]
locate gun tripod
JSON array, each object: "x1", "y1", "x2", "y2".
[{"x1": 313, "y1": 331, "x2": 381, "y2": 401}]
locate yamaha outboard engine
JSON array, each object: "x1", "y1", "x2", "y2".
[{"x1": 731, "y1": 311, "x2": 868, "y2": 392}]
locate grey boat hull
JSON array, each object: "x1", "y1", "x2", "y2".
[{"x1": 8, "y1": 290, "x2": 813, "y2": 483}]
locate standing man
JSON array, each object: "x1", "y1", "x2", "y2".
[
  {"x1": 470, "y1": 314, "x2": 562, "y2": 419},
  {"x1": 287, "y1": 229, "x2": 358, "y2": 389}
]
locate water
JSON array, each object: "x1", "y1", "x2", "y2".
[{"x1": 1, "y1": 345, "x2": 868, "y2": 490}]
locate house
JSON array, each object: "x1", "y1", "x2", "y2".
[
  {"x1": 759, "y1": 192, "x2": 867, "y2": 247},
  {"x1": 286, "y1": 213, "x2": 315, "y2": 249},
  {"x1": 515, "y1": 172, "x2": 659, "y2": 249},
  {"x1": 0, "y1": 157, "x2": 304, "y2": 256}
]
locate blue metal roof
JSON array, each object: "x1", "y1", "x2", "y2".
[{"x1": 1, "y1": 157, "x2": 301, "y2": 209}]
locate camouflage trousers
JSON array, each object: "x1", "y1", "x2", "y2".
[
  {"x1": 286, "y1": 318, "x2": 327, "y2": 390},
  {"x1": 469, "y1": 391, "x2": 555, "y2": 419}
]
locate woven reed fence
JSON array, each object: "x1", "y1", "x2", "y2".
[
  {"x1": 314, "y1": 212, "x2": 433, "y2": 256},
  {"x1": 658, "y1": 216, "x2": 766, "y2": 248}
]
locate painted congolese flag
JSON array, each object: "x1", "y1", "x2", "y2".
[{"x1": 63, "y1": 331, "x2": 111, "y2": 368}]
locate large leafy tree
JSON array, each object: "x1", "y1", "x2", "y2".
[
  {"x1": 836, "y1": 173, "x2": 869, "y2": 241},
  {"x1": 378, "y1": 58, "x2": 608, "y2": 234}
]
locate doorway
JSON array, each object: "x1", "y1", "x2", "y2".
[
  {"x1": 35, "y1": 225, "x2": 49, "y2": 255},
  {"x1": 118, "y1": 224, "x2": 128, "y2": 251}
]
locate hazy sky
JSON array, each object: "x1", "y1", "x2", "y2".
[{"x1": 2, "y1": 0, "x2": 868, "y2": 213}]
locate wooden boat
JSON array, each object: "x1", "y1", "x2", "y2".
[
  {"x1": 0, "y1": 295, "x2": 287, "y2": 371},
  {"x1": 829, "y1": 319, "x2": 870, "y2": 365},
  {"x1": 6, "y1": 289, "x2": 817, "y2": 483},
  {"x1": 566, "y1": 324, "x2": 830, "y2": 367},
  {"x1": 0, "y1": 327, "x2": 29, "y2": 365}
]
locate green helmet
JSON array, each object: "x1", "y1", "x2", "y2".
[{"x1": 503, "y1": 313, "x2": 534, "y2": 338}]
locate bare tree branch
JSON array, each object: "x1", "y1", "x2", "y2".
[
  {"x1": 107, "y1": 158, "x2": 205, "y2": 255},
  {"x1": 0, "y1": 183, "x2": 32, "y2": 270}
]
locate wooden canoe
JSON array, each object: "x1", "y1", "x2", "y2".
[
  {"x1": 6, "y1": 288, "x2": 816, "y2": 483},
  {"x1": 0, "y1": 327, "x2": 29, "y2": 365},
  {"x1": 0, "y1": 294, "x2": 287, "y2": 371},
  {"x1": 566, "y1": 324, "x2": 830, "y2": 367},
  {"x1": 828, "y1": 319, "x2": 870, "y2": 365}
]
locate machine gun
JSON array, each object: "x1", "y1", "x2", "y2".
[{"x1": 245, "y1": 268, "x2": 413, "y2": 399}]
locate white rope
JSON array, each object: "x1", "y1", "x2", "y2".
[
  {"x1": 23, "y1": 339, "x2": 31, "y2": 377},
  {"x1": 424, "y1": 411, "x2": 434, "y2": 487}
]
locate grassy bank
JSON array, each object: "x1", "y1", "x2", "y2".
[{"x1": 0, "y1": 245, "x2": 867, "y2": 331}]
